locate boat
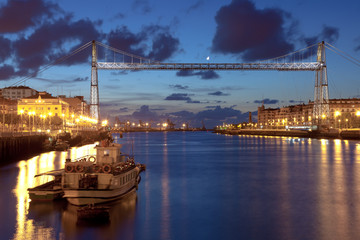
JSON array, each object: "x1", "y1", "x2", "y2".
[
  {"x1": 28, "y1": 169, "x2": 64, "y2": 201},
  {"x1": 62, "y1": 140, "x2": 145, "y2": 206},
  {"x1": 54, "y1": 139, "x2": 70, "y2": 151},
  {"x1": 77, "y1": 205, "x2": 110, "y2": 221}
]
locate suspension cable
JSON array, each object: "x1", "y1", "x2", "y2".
[
  {"x1": 257, "y1": 43, "x2": 319, "y2": 63},
  {"x1": 325, "y1": 42, "x2": 360, "y2": 67},
  {"x1": 95, "y1": 41, "x2": 159, "y2": 64},
  {"x1": 11, "y1": 41, "x2": 93, "y2": 86}
]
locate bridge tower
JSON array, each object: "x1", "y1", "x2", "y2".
[
  {"x1": 313, "y1": 41, "x2": 329, "y2": 125},
  {"x1": 90, "y1": 40, "x2": 99, "y2": 121}
]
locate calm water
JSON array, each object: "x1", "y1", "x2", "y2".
[{"x1": 1, "y1": 131, "x2": 360, "y2": 240}]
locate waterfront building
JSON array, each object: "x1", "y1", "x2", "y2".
[
  {"x1": 1, "y1": 86, "x2": 38, "y2": 100},
  {"x1": 0, "y1": 97, "x2": 17, "y2": 115},
  {"x1": 258, "y1": 98, "x2": 360, "y2": 128},
  {"x1": 17, "y1": 92, "x2": 70, "y2": 117},
  {"x1": 59, "y1": 95, "x2": 90, "y2": 116}
]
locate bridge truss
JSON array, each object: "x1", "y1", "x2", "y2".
[{"x1": 91, "y1": 41, "x2": 329, "y2": 125}]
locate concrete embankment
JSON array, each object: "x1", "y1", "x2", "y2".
[
  {"x1": 0, "y1": 130, "x2": 111, "y2": 166},
  {"x1": 0, "y1": 135, "x2": 47, "y2": 165},
  {"x1": 215, "y1": 129, "x2": 360, "y2": 140}
]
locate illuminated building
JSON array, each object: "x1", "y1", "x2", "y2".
[
  {"x1": 258, "y1": 98, "x2": 360, "y2": 128},
  {"x1": 17, "y1": 92, "x2": 70, "y2": 117}
]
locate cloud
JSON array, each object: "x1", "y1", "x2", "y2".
[
  {"x1": 289, "y1": 100, "x2": 304, "y2": 104},
  {"x1": 165, "y1": 93, "x2": 192, "y2": 101},
  {"x1": 208, "y1": 91, "x2": 229, "y2": 96},
  {"x1": 119, "y1": 107, "x2": 129, "y2": 112},
  {"x1": 186, "y1": 1, "x2": 204, "y2": 14},
  {"x1": 176, "y1": 70, "x2": 219, "y2": 80},
  {"x1": 170, "y1": 84, "x2": 189, "y2": 90},
  {"x1": 254, "y1": 98, "x2": 279, "y2": 104},
  {"x1": 0, "y1": 0, "x2": 61, "y2": 33},
  {"x1": 299, "y1": 25, "x2": 339, "y2": 59},
  {"x1": 302, "y1": 25, "x2": 339, "y2": 47},
  {"x1": 0, "y1": 36, "x2": 11, "y2": 62},
  {"x1": 0, "y1": 64, "x2": 16, "y2": 80},
  {"x1": 107, "y1": 24, "x2": 180, "y2": 62},
  {"x1": 73, "y1": 77, "x2": 89, "y2": 82},
  {"x1": 186, "y1": 100, "x2": 201, "y2": 104},
  {"x1": 211, "y1": 0, "x2": 294, "y2": 61},
  {"x1": 9, "y1": 16, "x2": 103, "y2": 77},
  {"x1": 114, "y1": 105, "x2": 253, "y2": 128},
  {"x1": 132, "y1": 0, "x2": 151, "y2": 14},
  {"x1": 132, "y1": 105, "x2": 159, "y2": 121}
]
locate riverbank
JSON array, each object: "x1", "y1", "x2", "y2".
[
  {"x1": 0, "y1": 130, "x2": 111, "y2": 166},
  {"x1": 214, "y1": 129, "x2": 360, "y2": 140}
]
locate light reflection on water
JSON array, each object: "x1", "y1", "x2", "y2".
[
  {"x1": 2, "y1": 133, "x2": 360, "y2": 239},
  {"x1": 11, "y1": 143, "x2": 97, "y2": 240}
]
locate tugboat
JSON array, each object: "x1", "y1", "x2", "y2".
[{"x1": 62, "y1": 140, "x2": 145, "y2": 206}]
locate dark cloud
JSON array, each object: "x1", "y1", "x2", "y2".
[
  {"x1": 186, "y1": 100, "x2": 201, "y2": 104},
  {"x1": 176, "y1": 70, "x2": 219, "y2": 80},
  {"x1": 254, "y1": 98, "x2": 279, "y2": 104},
  {"x1": 113, "y1": 13, "x2": 125, "y2": 20},
  {"x1": 132, "y1": 0, "x2": 151, "y2": 14},
  {"x1": 11, "y1": 16, "x2": 102, "y2": 75},
  {"x1": 115, "y1": 105, "x2": 252, "y2": 128},
  {"x1": 320, "y1": 25, "x2": 339, "y2": 44},
  {"x1": 211, "y1": 0, "x2": 294, "y2": 61},
  {"x1": 0, "y1": 64, "x2": 16, "y2": 80},
  {"x1": 107, "y1": 25, "x2": 179, "y2": 62},
  {"x1": 208, "y1": 91, "x2": 229, "y2": 96},
  {"x1": 132, "y1": 105, "x2": 159, "y2": 121},
  {"x1": 73, "y1": 77, "x2": 89, "y2": 82},
  {"x1": 0, "y1": 0, "x2": 61, "y2": 33},
  {"x1": 186, "y1": 1, "x2": 204, "y2": 14},
  {"x1": 119, "y1": 107, "x2": 129, "y2": 112},
  {"x1": 302, "y1": 25, "x2": 339, "y2": 46},
  {"x1": 0, "y1": 36, "x2": 11, "y2": 62},
  {"x1": 289, "y1": 100, "x2": 304, "y2": 104},
  {"x1": 170, "y1": 84, "x2": 189, "y2": 90},
  {"x1": 165, "y1": 93, "x2": 192, "y2": 101},
  {"x1": 148, "y1": 32, "x2": 180, "y2": 61},
  {"x1": 300, "y1": 25, "x2": 339, "y2": 59}
]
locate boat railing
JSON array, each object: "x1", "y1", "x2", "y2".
[{"x1": 66, "y1": 154, "x2": 97, "y2": 163}]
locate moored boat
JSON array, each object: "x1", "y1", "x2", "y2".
[
  {"x1": 28, "y1": 169, "x2": 64, "y2": 201},
  {"x1": 62, "y1": 140, "x2": 145, "y2": 206}
]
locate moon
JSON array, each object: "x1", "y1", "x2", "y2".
[{"x1": 206, "y1": 56, "x2": 210, "y2": 61}]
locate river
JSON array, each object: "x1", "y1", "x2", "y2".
[{"x1": 1, "y1": 131, "x2": 360, "y2": 240}]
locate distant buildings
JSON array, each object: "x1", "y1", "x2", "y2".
[
  {"x1": 258, "y1": 98, "x2": 360, "y2": 128},
  {"x1": 1, "y1": 86, "x2": 38, "y2": 100},
  {"x1": 0, "y1": 86, "x2": 94, "y2": 131}
]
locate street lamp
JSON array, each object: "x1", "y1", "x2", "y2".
[
  {"x1": 335, "y1": 111, "x2": 341, "y2": 128},
  {"x1": 48, "y1": 112, "x2": 53, "y2": 130},
  {"x1": 19, "y1": 109, "x2": 24, "y2": 131},
  {"x1": 62, "y1": 113, "x2": 65, "y2": 131}
]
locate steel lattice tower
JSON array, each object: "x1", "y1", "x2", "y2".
[
  {"x1": 90, "y1": 40, "x2": 99, "y2": 121},
  {"x1": 313, "y1": 41, "x2": 329, "y2": 125}
]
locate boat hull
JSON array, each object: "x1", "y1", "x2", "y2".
[
  {"x1": 63, "y1": 175, "x2": 140, "y2": 206},
  {"x1": 28, "y1": 189, "x2": 64, "y2": 201}
]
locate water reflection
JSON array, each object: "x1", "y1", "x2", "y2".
[
  {"x1": 13, "y1": 143, "x2": 97, "y2": 240},
  {"x1": 62, "y1": 191, "x2": 137, "y2": 239},
  {"x1": 5, "y1": 133, "x2": 360, "y2": 239}
]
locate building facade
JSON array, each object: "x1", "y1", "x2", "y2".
[
  {"x1": 59, "y1": 95, "x2": 90, "y2": 117},
  {"x1": 258, "y1": 98, "x2": 360, "y2": 128},
  {"x1": 17, "y1": 92, "x2": 70, "y2": 117},
  {"x1": 2, "y1": 86, "x2": 38, "y2": 100}
]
